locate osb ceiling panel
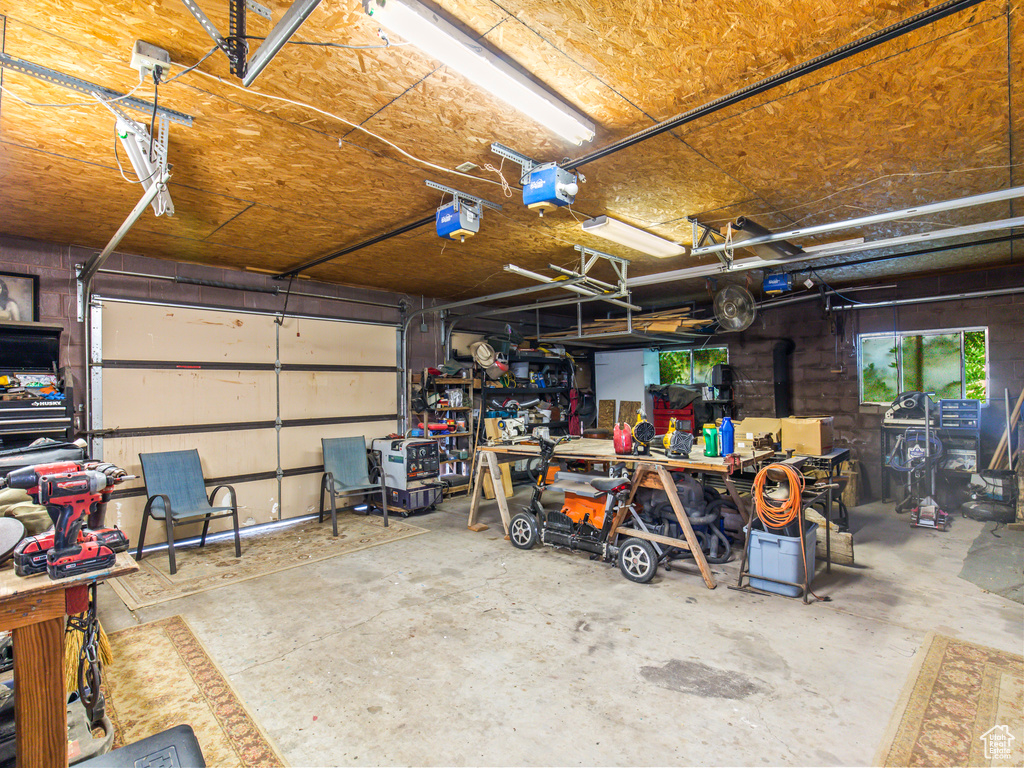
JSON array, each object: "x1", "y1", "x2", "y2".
[{"x1": 0, "y1": 0, "x2": 1020, "y2": 305}]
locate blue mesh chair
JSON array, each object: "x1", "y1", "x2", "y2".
[
  {"x1": 138, "y1": 449, "x2": 241, "y2": 575},
  {"x1": 319, "y1": 437, "x2": 388, "y2": 536}
]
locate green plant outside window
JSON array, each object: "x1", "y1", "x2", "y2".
[{"x1": 858, "y1": 328, "x2": 987, "y2": 403}]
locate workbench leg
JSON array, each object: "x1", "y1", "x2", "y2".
[
  {"x1": 467, "y1": 455, "x2": 488, "y2": 531},
  {"x1": 14, "y1": 616, "x2": 66, "y2": 768},
  {"x1": 654, "y1": 465, "x2": 717, "y2": 589}
]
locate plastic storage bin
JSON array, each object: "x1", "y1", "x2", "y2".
[{"x1": 747, "y1": 522, "x2": 818, "y2": 597}]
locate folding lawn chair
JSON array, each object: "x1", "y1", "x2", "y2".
[
  {"x1": 137, "y1": 449, "x2": 241, "y2": 575},
  {"x1": 319, "y1": 436, "x2": 388, "y2": 536}
]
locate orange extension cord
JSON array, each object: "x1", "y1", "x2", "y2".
[{"x1": 752, "y1": 463, "x2": 825, "y2": 601}]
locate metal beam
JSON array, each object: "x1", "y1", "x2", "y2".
[
  {"x1": 277, "y1": 214, "x2": 434, "y2": 277},
  {"x1": 691, "y1": 186, "x2": 1024, "y2": 257},
  {"x1": 79, "y1": 171, "x2": 171, "y2": 298},
  {"x1": 179, "y1": 0, "x2": 236, "y2": 67},
  {"x1": 0, "y1": 53, "x2": 193, "y2": 126},
  {"x1": 243, "y1": 0, "x2": 324, "y2": 86},
  {"x1": 425, "y1": 180, "x2": 503, "y2": 211}
]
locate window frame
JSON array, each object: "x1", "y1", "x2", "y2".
[
  {"x1": 857, "y1": 326, "x2": 988, "y2": 405},
  {"x1": 658, "y1": 346, "x2": 729, "y2": 386}
]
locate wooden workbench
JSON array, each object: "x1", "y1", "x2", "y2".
[
  {"x1": 468, "y1": 439, "x2": 770, "y2": 589},
  {"x1": 0, "y1": 552, "x2": 138, "y2": 768},
  {"x1": 475, "y1": 438, "x2": 765, "y2": 474}
]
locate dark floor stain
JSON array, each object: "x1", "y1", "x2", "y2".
[
  {"x1": 640, "y1": 659, "x2": 763, "y2": 699},
  {"x1": 575, "y1": 619, "x2": 592, "y2": 632}
]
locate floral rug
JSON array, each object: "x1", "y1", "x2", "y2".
[
  {"x1": 109, "y1": 515, "x2": 427, "y2": 609},
  {"x1": 106, "y1": 615, "x2": 285, "y2": 767},
  {"x1": 876, "y1": 633, "x2": 1023, "y2": 767}
]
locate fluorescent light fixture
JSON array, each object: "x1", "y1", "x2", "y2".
[
  {"x1": 363, "y1": 0, "x2": 595, "y2": 144},
  {"x1": 581, "y1": 216, "x2": 686, "y2": 258}
]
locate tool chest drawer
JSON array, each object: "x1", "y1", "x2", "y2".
[{"x1": 939, "y1": 399, "x2": 980, "y2": 429}]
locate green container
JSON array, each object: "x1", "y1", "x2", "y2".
[{"x1": 703, "y1": 425, "x2": 719, "y2": 457}]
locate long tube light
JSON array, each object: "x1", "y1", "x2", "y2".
[
  {"x1": 582, "y1": 216, "x2": 686, "y2": 258},
  {"x1": 363, "y1": 0, "x2": 595, "y2": 144},
  {"x1": 692, "y1": 186, "x2": 1024, "y2": 258}
]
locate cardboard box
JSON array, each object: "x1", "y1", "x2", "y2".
[
  {"x1": 733, "y1": 417, "x2": 783, "y2": 450},
  {"x1": 782, "y1": 417, "x2": 834, "y2": 456}
]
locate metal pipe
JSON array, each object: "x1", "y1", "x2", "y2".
[
  {"x1": 757, "y1": 284, "x2": 898, "y2": 309},
  {"x1": 564, "y1": 0, "x2": 983, "y2": 170},
  {"x1": 692, "y1": 186, "x2": 1024, "y2": 257},
  {"x1": 828, "y1": 284, "x2": 1024, "y2": 311},
  {"x1": 628, "y1": 216, "x2": 1024, "y2": 288}
]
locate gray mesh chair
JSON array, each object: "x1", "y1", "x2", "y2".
[
  {"x1": 319, "y1": 437, "x2": 388, "y2": 536},
  {"x1": 138, "y1": 449, "x2": 241, "y2": 575}
]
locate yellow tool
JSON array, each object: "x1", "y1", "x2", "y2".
[{"x1": 662, "y1": 417, "x2": 677, "y2": 450}]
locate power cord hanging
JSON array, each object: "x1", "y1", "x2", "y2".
[
  {"x1": 147, "y1": 66, "x2": 162, "y2": 163},
  {"x1": 752, "y1": 463, "x2": 829, "y2": 602}
]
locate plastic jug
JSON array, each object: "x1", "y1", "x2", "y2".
[
  {"x1": 703, "y1": 425, "x2": 719, "y2": 457},
  {"x1": 720, "y1": 416, "x2": 735, "y2": 455}
]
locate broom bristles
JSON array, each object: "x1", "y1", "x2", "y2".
[{"x1": 64, "y1": 618, "x2": 114, "y2": 693}]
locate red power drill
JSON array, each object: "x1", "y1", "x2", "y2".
[{"x1": 6, "y1": 462, "x2": 131, "y2": 579}]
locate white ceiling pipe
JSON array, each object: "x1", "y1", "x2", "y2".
[
  {"x1": 692, "y1": 186, "x2": 1024, "y2": 257},
  {"x1": 629, "y1": 216, "x2": 1024, "y2": 288}
]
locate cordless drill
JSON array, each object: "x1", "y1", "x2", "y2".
[{"x1": 6, "y1": 462, "x2": 131, "y2": 578}]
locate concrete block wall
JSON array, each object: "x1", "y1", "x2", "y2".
[{"x1": 727, "y1": 263, "x2": 1024, "y2": 499}]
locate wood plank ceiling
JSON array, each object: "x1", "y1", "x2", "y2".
[{"x1": 0, "y1": 0, "x2": 1020, "y2": 305}]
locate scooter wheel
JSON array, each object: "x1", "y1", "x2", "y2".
[
  {"x1": 509, "y1": 513, "x2": 539, "y2": 550},
  {"x1": 618, "y1": 537, "x2": 658, "y2": 583}
]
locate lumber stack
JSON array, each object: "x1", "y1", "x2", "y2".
[{"x1": 538, "y1": 308, "x2": 709, "y2": 340}]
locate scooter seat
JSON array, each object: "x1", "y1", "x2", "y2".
[{"x1": 590, "y1": 477, "x2": 625, "y2": 493}]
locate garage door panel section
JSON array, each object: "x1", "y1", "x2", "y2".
[
  {"x1": 278, "y1": 370, "x2": 397, "y2": 421},
  {"x1": 102, "y1": 369, "x2": 277, "y2": 429},
  {"x1": 278, "y1": 316, "x2": 396, "y2": 367},
  {"x1": 105, "y1": 477, "x2": 280, "y2": 548},
  {"x1": 100, "y1": 430, "x2": 278, "y2": 487},
  {"x1": 278, "y1": 421, "x2": 398, "y2": 472},
  {"x1": 101, "y1": 302, "x2": 277, "y2": 363}
]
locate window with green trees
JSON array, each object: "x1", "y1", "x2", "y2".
[
  {"x1": 659, "y1": 347, "x2": 728, "y2": 385},
  {"x1": 858, "y1": 328, "x2": 987, "y2": 404}
]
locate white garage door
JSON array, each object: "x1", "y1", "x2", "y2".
[{"x1": 90, "y1": 297, "x2": 398, "y2": 546}]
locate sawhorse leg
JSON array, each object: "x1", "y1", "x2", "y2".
[{"x1": 467, "y1": 452, "x2": 512, "y2": 535}]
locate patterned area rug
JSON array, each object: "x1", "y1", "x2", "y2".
[
  {"x1": 876, "y1": 633, "x2": 1024, "y2": 767},
  {"x1": 106, "y1": 615, "x2": 285, "y2": 767},
  {"x1": 109, "y1": 515, "x2": 427, "y2": 609}
]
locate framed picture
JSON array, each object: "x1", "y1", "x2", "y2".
[{"x1": 0, "y1": 271, "x2": 39, "y2": 322}]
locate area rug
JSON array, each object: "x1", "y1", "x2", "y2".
[
  {"x1": 109, "y1": 515, "x2": 427, "y2": 610},
  {"x1": 876, "y1": 633, "x2": 1023, "y2": 767},
  {"x1": 106, "y1": 615, "x2": 286, "y2": 767}
]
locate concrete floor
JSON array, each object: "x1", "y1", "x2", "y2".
[{"x1": 100, "y1": 491, "x2": 1023, "y2": 767}]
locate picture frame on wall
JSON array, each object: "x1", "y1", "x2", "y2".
[{"x1": 0, "y1": 271, "x2": 40, "y2": 322}]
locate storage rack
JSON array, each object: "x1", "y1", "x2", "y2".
[
  {"x1": 476, "y1": 352, "x2": 575, "y2": 435},
  {"x1": 412, "y1": 371, "x2": 475, "y2": 496}
]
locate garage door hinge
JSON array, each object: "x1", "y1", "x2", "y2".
[{"x1": 275, "y1": 418, "x2": 282, "y2": 429}]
